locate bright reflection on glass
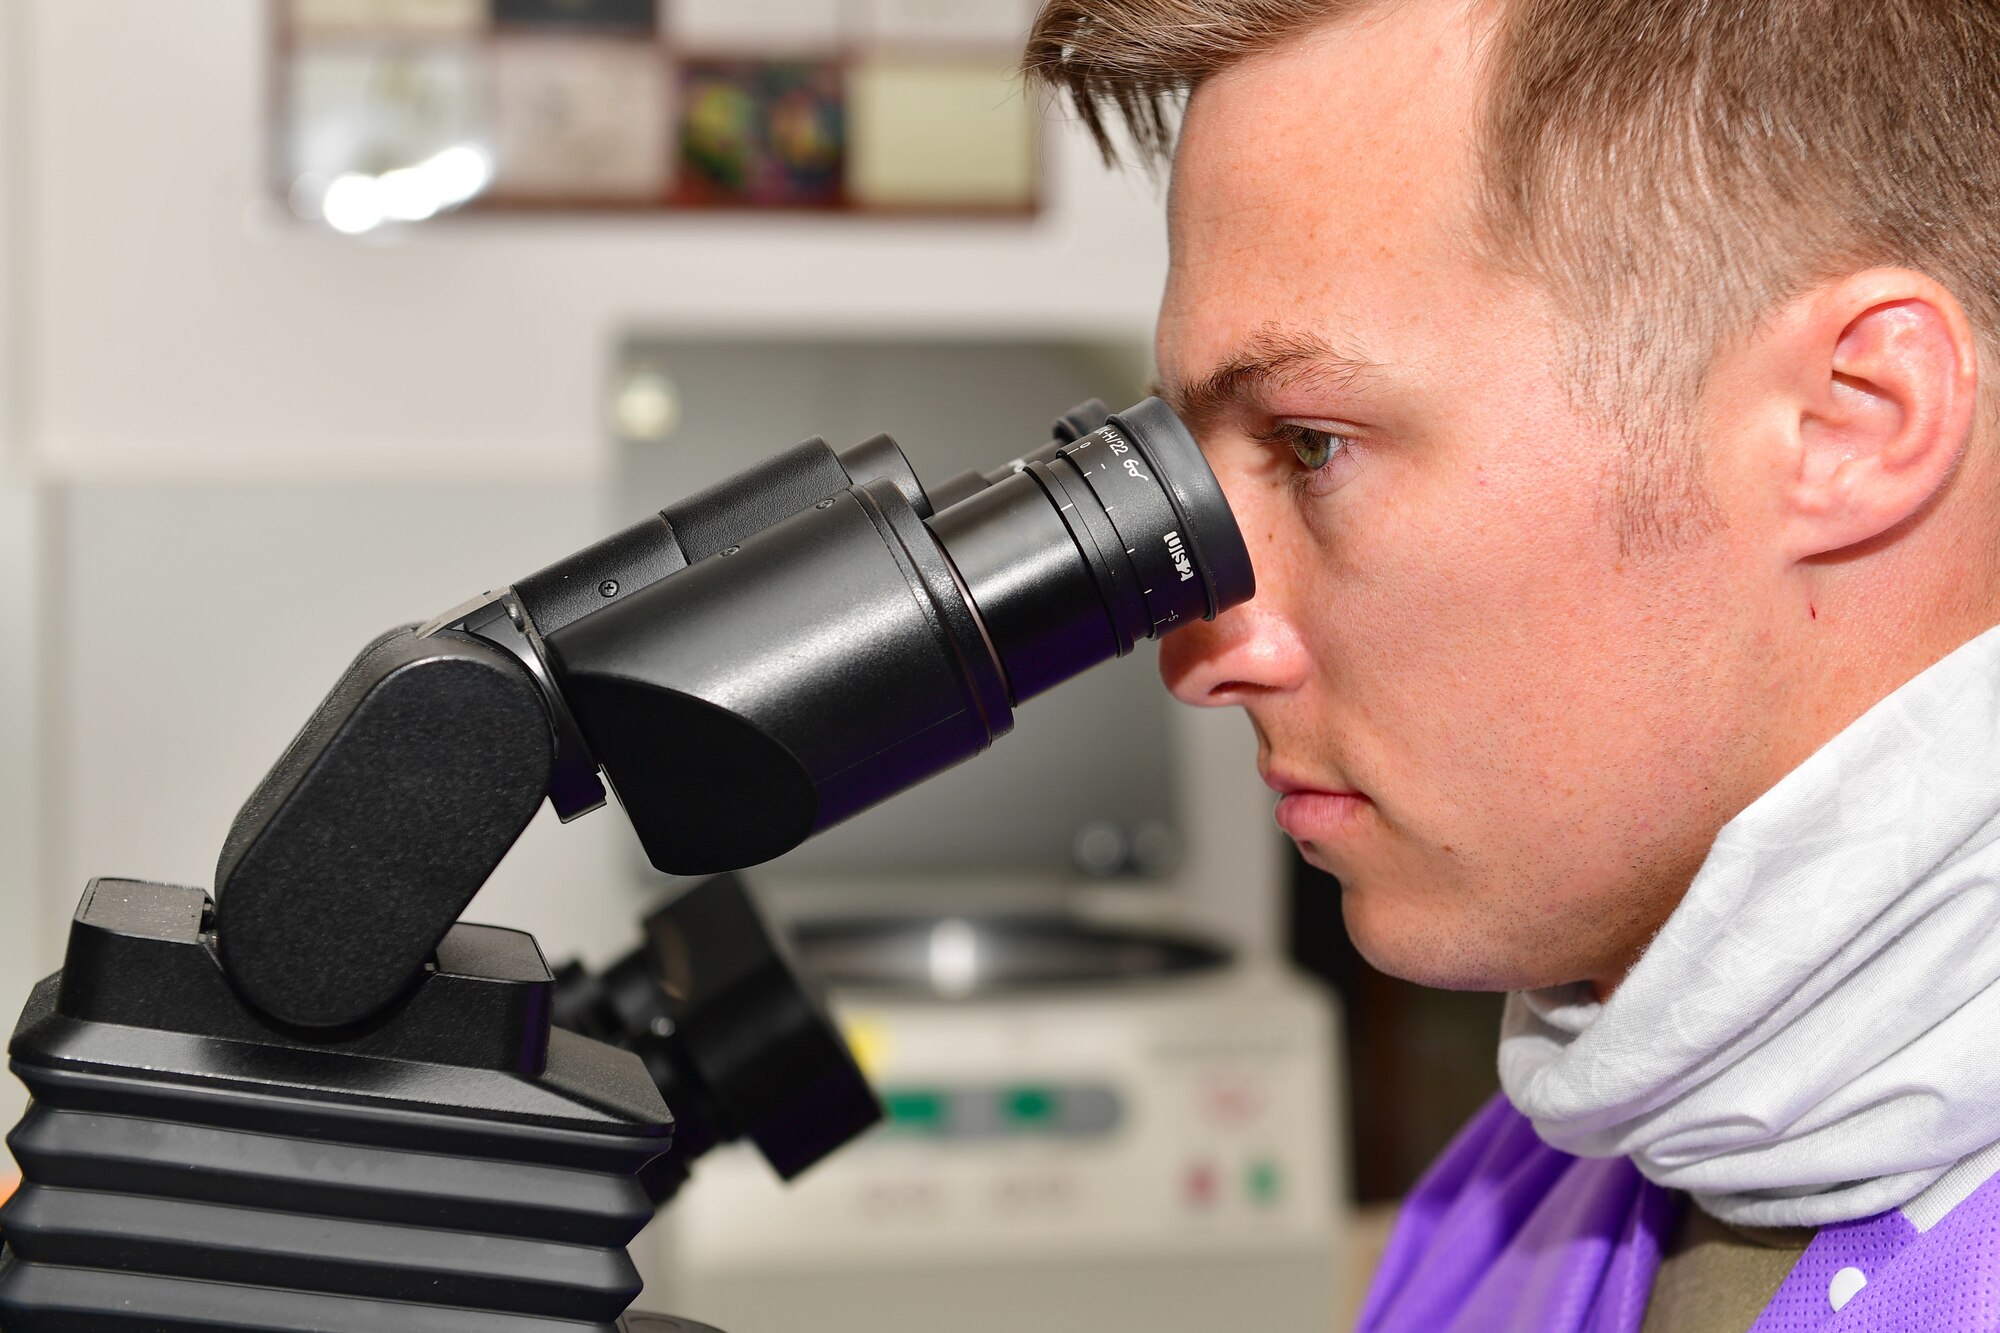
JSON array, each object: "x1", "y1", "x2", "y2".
[
  {"x1": 378, "y1": 166, "x2": 442, "y2": 222},
  {"x1": 927, "y1": 919, "x2": 980, "y2": 999},
  {"x1": 298, "y1": 145, "x2": 494, "y2": 235},
  {"x1": 321, "y1": 173, "x2": 385, "y2": 236},
  {"x1": 426, "y1": 146, "x2": 492, "y2": 206}
]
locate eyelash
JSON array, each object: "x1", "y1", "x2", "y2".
[{"x1": 1261, "y1": 423, "x2": 1355, "y2": 493}]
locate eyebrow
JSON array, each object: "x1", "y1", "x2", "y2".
[{"x1": 1158, "y1": 326, "x2": 1380, "y2": 429}]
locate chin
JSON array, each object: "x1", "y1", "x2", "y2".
[{"x1": 1337, "y1": 879, "x2": 1529, "y2": 994}]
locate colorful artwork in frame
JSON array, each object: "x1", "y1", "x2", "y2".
[{"x1": 679, "y1": 61, "x2": 845, "y2": 207}]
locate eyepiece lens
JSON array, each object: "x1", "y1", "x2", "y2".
[
  {"x1": 1105, "y1": 398, "x2": 1256, "y2": 620},
  {"x1": 927, "y1": 397, "x2": 1254, "y2": 704}
]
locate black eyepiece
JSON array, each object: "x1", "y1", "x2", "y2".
[
  {"x1": 542, "y1": 397, "x2": 1255, "y2": 874},
  {"x1": 929, "y1": 397, "x2": 1253, "y2": 702},
  {"x1": 1109, "y1": 397, "x2": 1257, "y2": 620}
]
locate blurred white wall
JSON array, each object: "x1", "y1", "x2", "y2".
[
  {"x1": 0, "y1": 475, "x2": 34, "y2": 1141},
  {"x1": 0, "y1": 0, "x2": 42, "y2": 1139}
]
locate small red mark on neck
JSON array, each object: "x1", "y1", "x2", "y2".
[{"x1": 1810, "y1": 604, "x2": 1818, "y2": 620}]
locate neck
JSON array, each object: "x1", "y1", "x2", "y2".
[{"x1": 1586, "y1": 463, "x2": 2000, "y2": 1003}]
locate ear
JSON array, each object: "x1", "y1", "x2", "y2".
[{"x1": 1776, "y1": 270, "x2": 1979, "y2": 560}]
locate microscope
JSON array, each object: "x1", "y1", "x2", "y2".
[{"x1": 0, "y1": 397, "x2": 1252, "y2": 1331}]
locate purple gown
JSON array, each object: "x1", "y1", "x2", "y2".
[{"x1": 1358, "y1": 1096, "x2": 2000, "y2": 1332}]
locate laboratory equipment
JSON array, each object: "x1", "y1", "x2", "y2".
[{"x1": 0, "y1": 396, "x2": 1253, "y2": 1330}]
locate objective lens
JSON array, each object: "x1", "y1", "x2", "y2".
[
  {"x1": 545, "y1": 397, "x2": 1255, "y2": 875},
  {"x1": 550, "y1": 872, "x2": 878, "y2": 1206}
]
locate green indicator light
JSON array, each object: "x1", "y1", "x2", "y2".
[
  {"x1": 883, "y1": 1089, "x2": 947, "y2": 1130},
  {"x1": 1248, "y1": 1159, "x2": 1282, "y2": 1205},
  {"x1": 1006, "y1": 1087, "x2": 1056, "y2": 1125}
]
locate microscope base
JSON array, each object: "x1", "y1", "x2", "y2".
[{"x1": 0, "y1": 879, "x2": 686, "y2": 1332}]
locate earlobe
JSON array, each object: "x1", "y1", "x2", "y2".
[{"x1": 1781, "y1": 273, "x2": 1978, "y2": 560}]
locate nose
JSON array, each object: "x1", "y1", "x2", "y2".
[{"x1": 1158, "y1": 594, "x2": 1312, "y2": 707}]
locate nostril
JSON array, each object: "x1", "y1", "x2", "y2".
[{"x1": 1204, "y1": 676, "x2": 1277, "y2": 705}]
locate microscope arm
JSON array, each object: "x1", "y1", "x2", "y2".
[{"x1": 213, "y1": 624, "x2": 556, "y2": 1030}]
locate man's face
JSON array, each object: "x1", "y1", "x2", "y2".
[{"x1": 1156, "y1": 2, "x2": 1781, "y2": 993}]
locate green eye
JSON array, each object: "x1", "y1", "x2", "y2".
[{"x1": 1289, "y1": 429, "x2": 1339, "y2": 470}]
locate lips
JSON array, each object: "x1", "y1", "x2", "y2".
[{"x1": 1263, "y1": 769, "x2": 1371, "y2": 843}]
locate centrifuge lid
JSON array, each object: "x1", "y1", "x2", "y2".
[{"x1": 786, "y1": 913, "x2": 1230, "y2": 998}]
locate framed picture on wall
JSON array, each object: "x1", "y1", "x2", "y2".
[{"x1": 270, "y1": 0, "x2": 1044, "y2": 228}]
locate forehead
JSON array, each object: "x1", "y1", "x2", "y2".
[{"x1": 1159, "y1": 0, "x2": 1492, "y2": 379}]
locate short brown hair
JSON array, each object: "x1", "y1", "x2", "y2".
[{"x1": 1027, "y1": 0, "x2": 2000, "y2": 549}]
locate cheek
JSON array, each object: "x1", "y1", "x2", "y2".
[
  {"x1": 1329, "y1": 442, "x2": 1657, "y2": 781},
  {"x1": 1345, "y1": 467, "x2": 1736, "y2": 852}
]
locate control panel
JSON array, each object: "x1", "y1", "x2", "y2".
[{"x1": 659, "y1": 967, "x2": 1341, "y2": 1270}]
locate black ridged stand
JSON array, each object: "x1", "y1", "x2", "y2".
[{"x1": 0, "y1": 878, "x2": 715, "y2": 1333}]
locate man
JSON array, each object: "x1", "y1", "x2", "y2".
[{"x1": 1027, "y1": 0, "x2": 2000, "y2": 1328}]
